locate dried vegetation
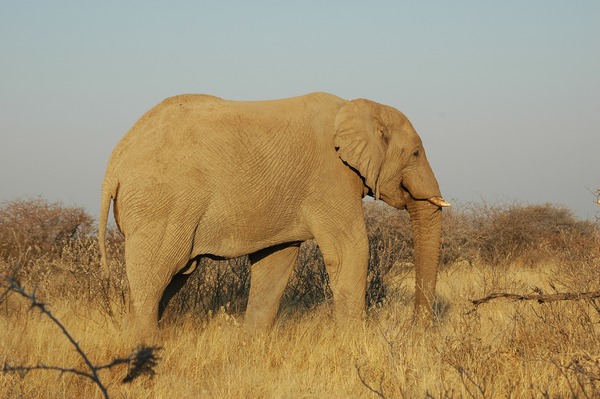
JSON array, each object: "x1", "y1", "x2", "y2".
[{"x1": 1, "y1": 197, "x2": 599, "y2": 398}]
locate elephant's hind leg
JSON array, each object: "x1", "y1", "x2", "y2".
[
  {"x1": 124, "y1": 228, "x2": 194, "y2": 340},
  {"x1": 245, "y1": 243, "x2": 300, "y2": 332}
]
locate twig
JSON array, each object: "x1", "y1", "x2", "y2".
[
  {"x1": 453, "y1": 365, "x2": 490, "y2": 399},
  {"x1": 355, "y1": 363, "x2": 386, "y2": 399},
  {"x1": 2, "y1": 363, "x2": 96, "y2": 379},
  {"x1": 0, "y1": 274, "x2": 161, "y2": 397},
  {"x1": 471, "y1": 290, "x2": 600, "y2": 308},
  {"x1": 1, "y1": 276, "x2": 105, "y2": 387}
]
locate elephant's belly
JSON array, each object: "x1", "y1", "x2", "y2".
[{"x1": 192, "y1": 221, "x2": 313, "y2": 259}]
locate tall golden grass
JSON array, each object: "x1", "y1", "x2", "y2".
[{"x1": 1, "y1": 198, "x2": 599, "y2": 398}]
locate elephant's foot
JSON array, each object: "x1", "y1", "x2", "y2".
[{"x1": 119, "y1": 307, "x2": 162, "y2": 348}]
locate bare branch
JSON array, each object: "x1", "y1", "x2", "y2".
[
  {"x1": 471, "y1": 290, "x2": 600, "y2": 308},
  {"x1": 0, "y1": 274, "x2": 161, "y2": 397},
  {"x1": 2, "y1": 362, "x2": 94, "y2": 380},
  {"x1": 355, "y1": 363, "x2": 387, "y2": 399}
]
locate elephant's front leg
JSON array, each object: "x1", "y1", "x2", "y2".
[
  {"x1": 312, "y1": 221, "x2": 370, "y2": 324},
  {"x1": 245, "y1": 243, "x2": 300, "y2": 332}
]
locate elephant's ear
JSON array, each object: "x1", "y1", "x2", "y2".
[{"x1": 333, "y1": 99, "x2": 387, "y2": 199}]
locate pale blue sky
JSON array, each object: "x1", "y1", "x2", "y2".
[{"x1": 1, "y1": 1, "x2": 599, "y2": 219}]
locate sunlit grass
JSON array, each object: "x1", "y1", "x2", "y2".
[{"x1": 2, "y1": 259, "x2": 599, "y2": 398}]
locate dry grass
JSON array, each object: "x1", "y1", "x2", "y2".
[
  {"x1": 2, "y1": 262, "x2": 598, "y2": 398},
  {"x1": 1, "y1": 198, "x2": 599, "y2": 398}
]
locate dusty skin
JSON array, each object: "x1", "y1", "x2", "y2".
[{"x1": 98, "y1": 92, "x2": 449, "y2": 338}]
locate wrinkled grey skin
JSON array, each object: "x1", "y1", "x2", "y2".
[{"x1": 99, "y1": 92, "x2": 449, "y2": 337}]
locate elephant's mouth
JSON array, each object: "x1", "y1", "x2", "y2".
[{"x1": 400, "y1": 183, "x2": 451, "y2": 208}]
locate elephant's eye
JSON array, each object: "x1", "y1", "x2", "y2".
[{"x1": 412, "y1": 149, "x2": 420, "y2": 158}]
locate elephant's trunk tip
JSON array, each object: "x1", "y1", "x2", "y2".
[{"x1": 428, "y1": 196, "x2": 451, "y2": 207}]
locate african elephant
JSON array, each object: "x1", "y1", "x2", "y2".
[{"x1": 98, "y1": 92, "x2": 449, "y2": 336}]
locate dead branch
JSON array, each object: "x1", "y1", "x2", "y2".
[
  {"x1": 471, "y1": 290, "x2": 600, "y2": 308},
  {"x1": 0, "y1": 274, "x2": 161, "y2": 397},
  {"x1": 355, "y1": 363, "x2": 387, "y2": 399}
]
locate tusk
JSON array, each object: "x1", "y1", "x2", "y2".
[{"x1": 428, "y1": 196, "x2": 451, "y2": 207}]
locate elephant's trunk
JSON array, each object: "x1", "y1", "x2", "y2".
[{"x1": 406, "y1": 197, "x2": 443, "y2": 319}]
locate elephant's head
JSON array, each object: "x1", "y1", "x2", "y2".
[
  {"x1": 333, "y1": 99, "x2": 450, "y2": 316},
  {"x1": 333, "y1": 99, "x2": 448, "y2": 208}
]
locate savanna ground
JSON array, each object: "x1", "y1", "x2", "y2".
[{"x1": 1, "y1": 197, "x2": 599, "y2": 398}]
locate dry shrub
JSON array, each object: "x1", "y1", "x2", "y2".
[
  {"x1": 363, "y1": 201, "x2": 413, "y2": 307},
  {"x1": 160, "y1": 256, "x2": 250, "y2": 323},
  {"x1": 441, "y1": 201, "x2": 600, "y2": 268},
  {"x1": 440, "y1": 205, "x2": 479, "y2": 266},
  {"x1": 475, "y1": 203, "x2": 598, "y2": 266},
  {"x1": 281, "y1": 240, "x2": 329, "y2": 312},
  {"x1": 0, "y1": 198, "x2": 126, "y2": 319},
  {"x1": 0, "y1": 198, "x2": 94, "y2": 262}
]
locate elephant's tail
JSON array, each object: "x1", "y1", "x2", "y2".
[{"x1": 99, "y1": 175, "x2": 118, "y2": 279}]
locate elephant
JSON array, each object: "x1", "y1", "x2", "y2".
[{"x1": 98, "y1": 92, "x2": 449, "y2": 336}]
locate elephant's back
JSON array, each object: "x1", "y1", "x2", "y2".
[
  {"x1": 107, "y1": 91, "x2": 343, "y2": 189},
  {"x1": 108, "y1": 95, "x2": 227, "y2": 170},
  {"x1": 124, "y1": 93, "x2": 225, "y2": 140}
]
